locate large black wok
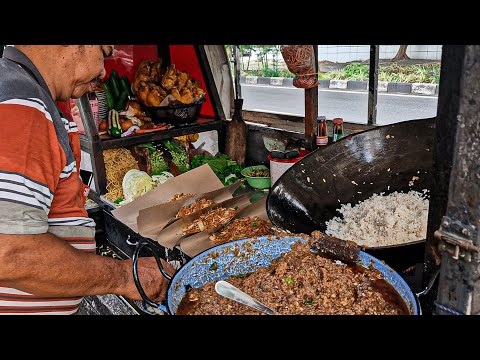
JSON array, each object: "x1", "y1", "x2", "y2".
[{"x1": 266, "y1": 118, "x2": 435, "y2": 279}]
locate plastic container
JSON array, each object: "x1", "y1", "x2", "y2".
[
  {"x1": 146, "y1": 98, "x2": 205, "y2": 126},
  {"x1": 268, "y1": 149, "x2": 309, "y2": 187},
  {"x1": 241, "y1": 165, "x2": 271, "y2": 189}
]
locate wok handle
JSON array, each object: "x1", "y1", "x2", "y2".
[
  {"x1": 132, "y1": 241, "x2": 171, "y2": 312},
  {"x1": 416, "y1": 268, "x2": 440, "y2": 297}
]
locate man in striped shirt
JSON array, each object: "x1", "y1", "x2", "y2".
[{"x1": 0, "y1": 45, "x2": 173, "y2": 314}]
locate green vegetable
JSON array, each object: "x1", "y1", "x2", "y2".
[
  {"x1": 115, "y1": 89, "x2": 129, "y2": 111},
  {"x1": 304, "y1": 298, "x2": 313, "y2": 306},
  {"x1": 107, "y1": 109, "x2": 122, "y2": 138},
  {"x1": 140, "y1": 143, "x2": 169, "y2": 175},
  {"x1": 108, "y1": 77, "x2": 121, "y2": 102},
  {"x1": 103, "y1": 82, "x2": 115, "y2": 111},
  {"x1": 152, "y1": 172, "x2": 174, "y2": 185},
  {"x1": 253, "y1": 220, "x2": 258, "y2": 227},
  {"x1": 110, "y1": 69, "x2": 119, "y2": 79},
  {"x1": 285, "y1": 277, "x2": 294, "y2": 284},
  {"x1": 151, "y1": 152, "x2": 169, "y2": 175},
  {"x1": 209, "y1": 262, "x2": 218, "y2": 271},
  {"x1": 163, "y1": 140, "x2": 189, "y2": 173},
  {"x1": 120, "y1": 75, "x2": 134, "y2": 97},
  {"x1": 190, "y1": 152, "x2": 243, "y2": 185},
  {"x1": 224, "y1": 173, "x2": 238, "y2": 186},
  {"x1": 122, "y1": 169, "x2": 156, "y2": 203}
]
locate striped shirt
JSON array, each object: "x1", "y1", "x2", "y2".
[{"x1": 0, "y1": 46, "x2": 96, "y2": 315}]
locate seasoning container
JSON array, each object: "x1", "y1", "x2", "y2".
[
  {"x1": 316, "y1": 116, "x2": 328, "y2": 147},
  {"x1": 333, "y1": 117, "x2": 344, "y2": 142}
]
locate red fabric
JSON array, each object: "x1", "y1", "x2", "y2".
[
  {"x1": 104, "y1": 45, "x2": 158, "y2": 83},
  {"x1": 57, "y1": 101, "x2": 72, "y2": 120}
]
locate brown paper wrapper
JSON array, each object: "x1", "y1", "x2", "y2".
[
  {"x1": 111, "y1": 164, "x2": 223, "y2": 232},
  {"x1": 178, "y1": 195, "x2": 269, "y2": 258},
  {"x1": 137, "y1": 180, "x2": 245, "y2": 248}
]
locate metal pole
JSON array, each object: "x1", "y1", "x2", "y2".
[
  {"x1": 433, "y1": 45, "x2": 480, "y2": 315},
  {"x1": 368, "y1": 45, "x2": 379, "y2": 125},
  {"x1": 77, "y1": 94, "x2": 107, "y2": 194}
]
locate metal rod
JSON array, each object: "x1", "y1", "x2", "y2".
[
  {"x1": 367, "y1": 45, "x2": 379, "y2": 125},
  {"x1": 77, "y1": 94, "x2": 107, "y2": 194}
]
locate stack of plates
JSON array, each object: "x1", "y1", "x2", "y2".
[{"x1": 95, "y1": 91, "x2": 108, "y2": 121}]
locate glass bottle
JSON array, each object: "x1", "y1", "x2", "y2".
[
  {"x1": 316, "y1": 116, "x2": 328, "y2": 147},
  {"x1": 333, "y1": 117, "x2": 344, "y2": 142}
]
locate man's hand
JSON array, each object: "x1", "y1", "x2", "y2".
[{"x1": 125, "y1": 257, "x2": 176, "y2": 302}]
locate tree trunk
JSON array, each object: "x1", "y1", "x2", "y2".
[{"x1": 392, "y1": 45, "x2": 410, "y2": 61}]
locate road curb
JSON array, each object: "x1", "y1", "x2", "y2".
[{"x1": 240, "y1": 76, "x2": 438, "y2": 95}]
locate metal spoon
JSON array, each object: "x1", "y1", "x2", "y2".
[{"x1": 215, "y1": 280, "x2": 277, "y2": 315}]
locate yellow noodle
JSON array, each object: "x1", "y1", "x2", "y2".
[{"x1": 103, "y1": 148, "x2": 139, "y2": 202}]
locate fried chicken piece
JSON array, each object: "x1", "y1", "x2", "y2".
[
  {"x1": 161, "y1": 65, "x2": 178, "y2": 91},
  {"x1": 133, "y1": 59, "x2": 154, "y2": 94},
  {"x1": 125, "y1": 100, "x2": 144, "y2": 117},
  {"x1": 150, "y1": 59, "x2": 163, "y2": 83},
  {"x1": 175, "y1": 72, "x2": 189, "y2": 91},
  {"x1": 136, "y1": 81, "x2": 149, "y2": 105},
  {"x1": 146, "y1": 84, "x2": 167, "y2": 107},
  {"x1": 192, "y1": 86, "x2": 204, "y2": 99},
  {"x1": 185, "y1": 79, "x2": 193, "y2": 91},
  {"x1": 136, "y1": 114, "x2": 152, "y2": 123},
  {"x1": 171, "y1": 88, "x2": 193, "y2": 104}
]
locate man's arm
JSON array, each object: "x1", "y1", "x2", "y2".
[{"x1": 0, "y1": 233, "x2": 173, "y2": 301}]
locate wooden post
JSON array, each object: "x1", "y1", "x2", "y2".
[
  {"x1": 304, "y1": 45, "x2": 318, "y2": 151},
  {"x1": 368, "y1": 45, "x2": 379, "y2": 125},
  {"x1": 431, "y1": 45, "x2": 480, "y2": 315}
]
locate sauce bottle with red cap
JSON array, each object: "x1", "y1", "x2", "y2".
[
  {"x1": 333, "y1": 117, "x2": 344, "y2": 142},
  {"x1": 316, "y1": 115, "x2": 328, "y2": 147}
]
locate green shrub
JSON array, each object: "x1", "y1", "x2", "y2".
[
  {"x1": 248, "y1": 62, "x2": 441, "y2": 84},
  {"x1": 261, "y1": 68, "x2": 282, "y2": 77},
  {"x1": 343, "y1": 63, "x2": 370, "y2": 80},
  {"x1": 318, "y1": 62, "x2": 440, "y2": 83}
]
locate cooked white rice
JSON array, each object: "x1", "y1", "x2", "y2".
[{"x1": 325, "y1": 190, "x2": 429, "y2": 247}]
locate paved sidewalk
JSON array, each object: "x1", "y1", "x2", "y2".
[{"x1": 240, "y1": 76, "x2": 438, "y2": 96}]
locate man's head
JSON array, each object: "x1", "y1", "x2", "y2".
[{"x1": 15, "y1": 45, "x2": 113, "y2": 101}]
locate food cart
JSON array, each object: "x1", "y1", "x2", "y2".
[{"x1": 71, "y1": 44, "x2": 479, "y2": 315}]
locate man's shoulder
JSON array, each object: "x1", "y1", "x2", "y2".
[{"x1": 0, "y1": 59, "x2": 42, "y2": 102}]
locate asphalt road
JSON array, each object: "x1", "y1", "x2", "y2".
[{"x1": 241, "y1": 84, "x2": 438, "y2": 125}]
